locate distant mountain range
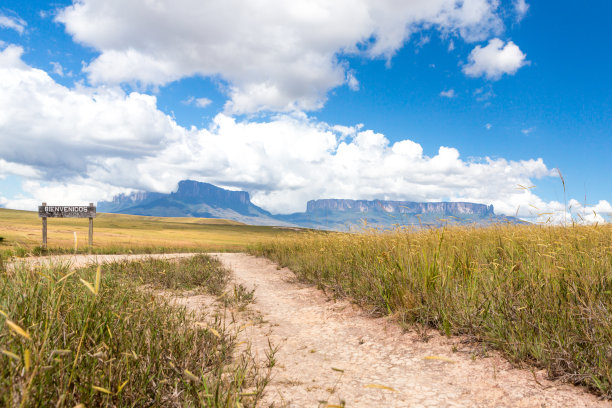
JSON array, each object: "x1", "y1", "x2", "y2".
[{"x1": 98, "y1": 180, "x2": 524, "y2": 230}]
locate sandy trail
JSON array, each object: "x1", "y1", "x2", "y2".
[
  {"x1": 11, "y1": 252, "x2": 609, "y2": 407},
  {"x1": 9, "y1": 253, "x2": 198, "y2": 269},
  {"x1": 211, "y1": 253, "x2": 608, "y2": 408}
]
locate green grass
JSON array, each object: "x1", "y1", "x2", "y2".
[
  {"x1": 250, "y1": 223, "x2": 612, "y2": 398},
  {"x1": 0, "y1": 208, "x2": 302, "y2": 256},
  {"x1": 0, "y1": 255, "x2": 270, "y2": 407}
]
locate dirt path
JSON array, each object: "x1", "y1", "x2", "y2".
[
  {"x1": 211, "y1": 253, "x2": 608, "y2": 408},
  {"x1": 9, "y1": 253, "x2": 198, "y2": 269},
  {"x1": 12, "y1": 252, "x2": 609, "y2": 407}
]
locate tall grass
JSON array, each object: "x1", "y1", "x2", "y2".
[
  {"x1": 0, "y1": 256, "x2": 269, "y2": 407},
  {"x1": 250, "y1": 224, "x2": 612, "y2": 397}
]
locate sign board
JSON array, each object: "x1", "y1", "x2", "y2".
[
  {"x1": 38, "y1": 205, "x2": 96, "y2": 218},
  {"x1": 38, "y1": 202, "x2": 96, "y2": 249}
]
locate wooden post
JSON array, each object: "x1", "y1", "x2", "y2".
[
  {"x1": 88, "y1": 202, "x2": 94, "y2": 247},
  {"x1": 42, "y1": 202, "x2": 47, "y2": 250}
]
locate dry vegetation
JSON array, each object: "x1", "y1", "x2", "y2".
[
  {"x1": 0, "y1": 255, "x2": 271, "y2": 407},
  {"x1": 250, "y1": 223, "x2": 612, "y2": 398},
  {"x1": 0, "y1": 208, "x2": 298, "y2": 256},
  {"x1": 2, "y1": 206, "x2": 610, "y2": 402}
]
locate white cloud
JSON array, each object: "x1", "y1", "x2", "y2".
[
  {"x1": 183, "y1": 96, "x2": 212, "y2": 108},
  {"x1": 50, "y1": 61, "x2": 64, "y2": 76},
  {"x1": 0, "y1": 13, "x2": 26, "y2": 34},
  {"x1": 463, "y1": 38, "x2": 528, "y2": 80},
  {"x1": 567, "y1": 199, "x2": 612, "y2": 224},
  {"x1": 0, "y1": 46, "x2": 179, "y2": 180},
  {"x1": 0, "y1": 159, "x2": 41, "y2": 179},
  {"x1": 0, "y1": 44, "x2": 28, "y2": 68},
  {"x1": 346, "y1": 72, "x2": 360, "y2": 91},
  {"x1": 57, "y1": 0, "x2": 507, "y2": 114},
  {"x1": 86, "y1": 113, "x2": 558, "y2": 215},
  {"x1": 2, "y1": 47, "x2": 607, "y2": 224},
  {"x1": 440, "y1": 89, "x2": 456, "y2": 98},
  {"x1": 195, "y1": 97, "x2": 212, "y2": 108},
  {"x1": 521, "y1": 126, "x2": 535, "y2": 135},
  {"x1": 513, "y1": 0, "x2": 529, "y2": 22},
  {"x1": 474, "y1": 86, "x2": 495, "y2": 102},
  {"x1": 527, "y1": 199, "x2": 612, "y2": 225},
  {"x1": 4, "y1": 179, "x2": 132, "y2": 211}
]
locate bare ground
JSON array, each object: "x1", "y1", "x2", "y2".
[{"x1": 12, "y1": 253, "x2": 610, "y2": 407}]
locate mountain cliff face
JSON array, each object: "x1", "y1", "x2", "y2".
[
  {"x1": 97, "y1": 191, "x2": 164, "y2": 213},
  {"x1": 97, "y1": 180, "x2": 283, "y2": 226},
  {"x1": 170, "y1": 180, "x2": 262, "y2": 213},
  {"x1": 305, "y1": 199, "x2": 494, "y2": 216},
  {"x1": 98, "y1": 180, "x2": 523, "y2": 230},
  {"x1": 279, "y1": 198, "x2": 509, "y2": 230}
]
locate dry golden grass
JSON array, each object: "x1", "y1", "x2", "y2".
[{"x1": 0, "y1": 208, "x2": 300, "y2": 255}]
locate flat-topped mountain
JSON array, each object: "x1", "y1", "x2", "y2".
[
  {"x1": 98, "y1": 180, "x2": 524, "y2": 230},
  {"x1": 98, "y1": 180, "x2": 284, "y2": 226},
  {"x1": 306, "y1": 199, "x2": 494, "y2": 216},
  {"x1": 278, "y1": 198, "x2": 517, "y2": 230}
]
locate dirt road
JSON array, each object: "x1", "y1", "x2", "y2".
[
  {"x1": 12, "y1": 253, "x2": 609, "y2": 407},
  {"x1": 211, "y1": 253, "x2": 608, "y2": 408}
]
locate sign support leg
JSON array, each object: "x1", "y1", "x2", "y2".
[
  {"x1": 42, "y1": 202, "x2": 47, "y2": 250},
  {"x1": 88, "y1": 203, "x2": 93, "y2": 247}
]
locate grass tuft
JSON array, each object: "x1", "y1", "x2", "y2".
[{"x1": 0, "y1": 255, "x2": 269, "y2": 407}]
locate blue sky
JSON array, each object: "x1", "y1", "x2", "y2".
[{"x1": 0, "y1": 0, "x2": 610, "y2": 222}]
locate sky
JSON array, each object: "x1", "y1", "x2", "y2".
[{"x1": 0, "y1": 0, "x2": 610, "y2": 223}]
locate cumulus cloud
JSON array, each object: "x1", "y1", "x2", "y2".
[
  {"x1": 463, "y1": 38, "x2": 528, "y2": 80},
  {"x1": 527, "y1": 199, "x2": 612, "y2": 225},
  {"x1": 567, "y1": 199, "x2": 612, "y2": 224},
  {"x1": 57, "y1": 0, "x2": 506, "y2": 113},
  {"x1": 4, "y1": 179, "x2": 132, "y2": 211},
  {"x1": 0, "y1": 45, "x2": 180, "y2": 180},
  {"x1": 440, "y1": 89, "x2": 456, "y2": 98},
  {"x1": 0, "y1": 44, "x2": 28, "y2": 68},
  {"x1": 0, "y1": 13, "x2": 26, "y2": 34},
  {"x1": 2, "y1": 46, "x2": 607, "y2": 223},
  {"x1": 514, "y1": 0, "x2": 529, "y2": 22}
]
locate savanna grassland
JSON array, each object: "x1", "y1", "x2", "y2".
[
  {"x1": 0, "y1": 208, "x2": 300, "y2": 256},
  {"x1": 250, "y1": 223, "x2": 612, "y2": 398},
  {"x1": 1, "y1": 206, "x2": 611, "y2": 401},
  {"x1": 0, "y1": 255, "x2": 271, "y2": 407}
]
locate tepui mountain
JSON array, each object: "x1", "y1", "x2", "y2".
[{"x1": 97, "y1": 180, "x2": 523, "y2": 230}]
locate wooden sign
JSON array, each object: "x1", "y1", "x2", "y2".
[
  {"x1": 38, "y1": 205, "x2": 96, "y2": 218},
  {"x1": 39, "y1": 202, "x2": 96, "y2": 249}
]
